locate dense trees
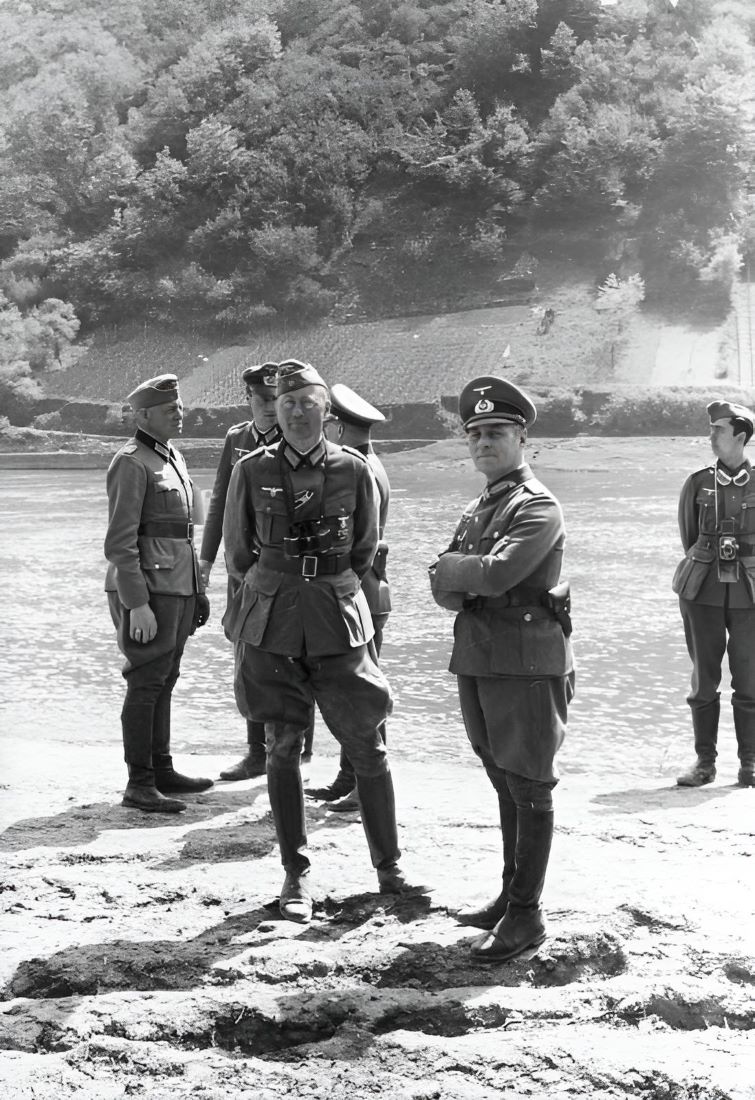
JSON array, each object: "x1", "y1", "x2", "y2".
[{"x1": 0, "y1": 0, "x2": 751, "y2": 348}]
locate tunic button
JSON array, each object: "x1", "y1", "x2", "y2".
[
  {"x1": 523, "y1": 612, "x2": 532, "y2": 622},
  {"x1": 468, "y1": 544, "x2": 474, "y2": 550},
  {"x1": 493, "y1": 531, "x2": 499, "y2": 537}
]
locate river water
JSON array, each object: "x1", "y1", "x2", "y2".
[{"x1": 0, "y1": 441, "x2": 721, "y2": 781}]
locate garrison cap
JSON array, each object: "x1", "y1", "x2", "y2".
[
  {"x1": 127, "y1": 374, "x2": 180, "y2": 411},
  {"x1": 329, "y1": 383, "x2": 385, "y2": 428},
  {"x1": 459, "y1": 375, "x2": 537, "y2": 429},
  {"x1": 707, "y1": 399, "x2": 755, "y2": 433},
  {"x1": 276, "y1": 359, "x2": 328, "y2": 396},
  {"x1": 242, "y1": 361, "x2": 278, "y2": 389}
]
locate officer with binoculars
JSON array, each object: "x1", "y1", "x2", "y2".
[{"x1": 222, "y1": 360, "x2": 424, "y2": 923}]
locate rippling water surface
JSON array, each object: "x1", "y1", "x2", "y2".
[{"x1": 1, "y1": 447, "x2": 703, "y2": 780}]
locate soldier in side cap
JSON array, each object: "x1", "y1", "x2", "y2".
[
  {"x1": 307, "y1": 384, "x2": 392, "y2": 812},
  {"x1": 104, "y1": 374, "x2": 213, "y2": 813},
  {"x1": 223, "y1": 360, "x2": 426, "y2": 923},
  {"x1": 673, "y1": 398, "x2": 755, "y2": 788},
  {"x1": 429, "y1": 375, "x2": 574, "y2": 962}
]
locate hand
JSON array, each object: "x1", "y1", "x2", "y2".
[
  {"x1": 130, "y1": 603, "x2": 157, "y2": 644},
  {"x1": 199, "y1": 559, "x2": 212, "y2": 587},
  {"x1": 191, "y1": 594, "x2": 211, "y2": 634}
]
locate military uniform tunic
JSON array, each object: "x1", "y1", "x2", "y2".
[
  {"x1": 104, "y1": 428, "x2": 203, "y2": 680},
  {"x1": 200, "y1": 420, "x2": 281, "y2": 566},
  {"x1": 223, "y1": 438, "x2": 391, "y2": 764},
  {"x1": 431, "y1": 464, "x2": 573, "y2": 782}
]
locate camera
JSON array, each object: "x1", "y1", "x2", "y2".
[
  {"x1": 283, "y1": 520, "x2": 332, "y2": 558},
  {"x1": 717, "y1": 519, "x2": 739, "y2": 561},
  {"x1": 719, "y1": 535, "x2": 739, "y2": 561}
]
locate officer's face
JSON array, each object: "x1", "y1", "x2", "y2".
[
  {"x1": 277, "y1": 385, "x2": 328, "y2": 452},
  {"x1": 143, "y1": 398, "x2": 183, "y2": 443},
  {"x1": 248, "y1": 387, "x2": 278, "y2": 432},
  {"x1": 710, "y1": 418, "x2": 746, "y2": 468},
  {"x1": 466, "y1": 421, "x2": 525, "y2": 482}
]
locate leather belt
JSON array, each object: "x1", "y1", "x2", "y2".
[
  {"x1": 258, "y1": 547, "x2": 351, "y2": 577},
  {"x1": 139, "y1": 521, "x2": 194, "y2": 539}
]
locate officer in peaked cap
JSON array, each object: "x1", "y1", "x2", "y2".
[
  {"x1": 429, "y1": 374, "x2": 573, "y2": 963},
  {"x1": 307, "y1": 384, "x2": 391, "y2": 812},
  {"x1": 201, "y1": 361, "x2": 283, "y2": 782},
  {"x1": 223, "y1": 358, "x2": 425, "y2": 923},
  {"x1": 105, "y1": 374, "x2": 213, "y2": 814},
  {"x1": 673, "y1": 396, "x2": 755, "y2": 790},
  {"x1": 458, "y1": 375, "x2": 537, "y2": 429}
]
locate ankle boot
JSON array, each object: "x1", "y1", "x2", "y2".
[
  {"x1": 154, "y1": 754, "x2": 213, "y2": 793},
  {"x1": 266, "y1": 726, "x2": 310, "y2": 883},
  {"x1": 734, "y1": 710, "x2": 755, "y2": 787},
  {"x1": 219, "y1": 720, "x2": 267, "y2": 781},
  {"x1": 356, "y1": 771, "x2": 428, "y2": 894},
  {"x1": 676, "y1": 758, "x2": 716, "y2": 786},
  {"x1": 472, "y1": 805, "x2": 553, "y2": 962},
  {"x1": 457, "y1": 785, "x2": 517, "y2": 929},
  {"x1": 122, "y1": 764, "x2": 186, "y2": 814}
]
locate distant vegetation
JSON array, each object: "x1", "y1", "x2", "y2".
[{"x1": 0, "y1": 0, "x2": 752, "y2": 415}]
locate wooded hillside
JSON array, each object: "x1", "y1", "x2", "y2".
[{"x1": 0, "y1": 0, "x2": 752, "y2": 410}]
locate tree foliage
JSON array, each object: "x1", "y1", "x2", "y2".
[{"x1": 0, "y1": 0, "x2": 750, "y2": 340}]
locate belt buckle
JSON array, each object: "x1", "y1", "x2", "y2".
[{"x1": 301, "y1": 555, "x2": 318, "y2": 578}]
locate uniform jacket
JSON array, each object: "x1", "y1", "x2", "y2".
[
  {"x1": 673, "y1": 461, "x2": 755, "y2": 607},
  {"x1": 104, "y1": 433, "x2": 203, "y2": 609},
  {"x1": 357, "y1": 446, "x2": 392, "y2": 617},
  {"x1": 222, "y1": 438, "x2": 379, "y2": 657},
  {"x1": 430, "y1": 464, "x2": 573, "y2": 678},
  {"x1": 200, "y1": 420, "x2": 281, "y2": 564}
]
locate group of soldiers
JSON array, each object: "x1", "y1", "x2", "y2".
[{"x1": 104, "y1": 361, "x2": 755, "y2": 965}]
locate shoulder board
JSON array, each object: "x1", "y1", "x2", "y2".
[
  {"x1": 229, "y1": 420, "x2": 252, "y2": 433},
  {"x1": 120, "y1": 442, "x2": 138, "y2": 455},
  {"x1": 691, "y1": 465, "x2": 715, "y2": 478},
  {"x1": 341, "y1": 444, "x2": 369, "y2": 464}
]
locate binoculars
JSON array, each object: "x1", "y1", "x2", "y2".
[{"x1": 283, "y1": 520, "x2": 333, "y2": 558}]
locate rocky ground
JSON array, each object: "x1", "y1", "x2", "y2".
[
  {"x1": 1, "y1": 434, "x2": 754, "y2": 1099},
  {"x1": 2, "y1": 714, "x2": 754, "y2": 1100}
]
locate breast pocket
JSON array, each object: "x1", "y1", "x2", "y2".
[{"x1": 154, "y1": 479, "x2": 182, "y2": 513}]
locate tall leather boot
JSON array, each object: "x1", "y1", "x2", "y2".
[
  {"x1": 677, "y1": 702, "x2": 719, "y2": 786},
  {"x1": 152, "y1": 687, "x2": 213, "y2": 793},
  {"x1": 472, "y1": 805, "x2": 553, "y2": 962},
  {"x1": 356, "y1": 771, "x2": 427, "y2": 895},
  {"x1": 457, "y1": 786, "x2": 517, "y2": 930},
  {"x1": 121, "y1": 702, "x2": 186, "y2": 814},
  {"x1": 219, "y1": 720, "x2": 267, "y2": 781},
  {"x1": 734, "y1": 708, "x2": 755, "y2": 787},
  {"x1": 267, "y1": 723, "x2": 312, "y2": 922}
]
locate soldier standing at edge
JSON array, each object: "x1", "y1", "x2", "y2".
[
  {"x1": 223, "y1": 360, "x2": 424, "y2": 923},
  {"x1": 307, "y1": 383, "x2": 392, "y2": 813},
  {"x1": 105, "y1": 374, "x2": 213, "y2": 813},
  {"x1": 673, "y1": 399, "x2": 755, "y2": 788},
  {"x1": 429, "y1": 376, "x2": 574, "y2": 962}
]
